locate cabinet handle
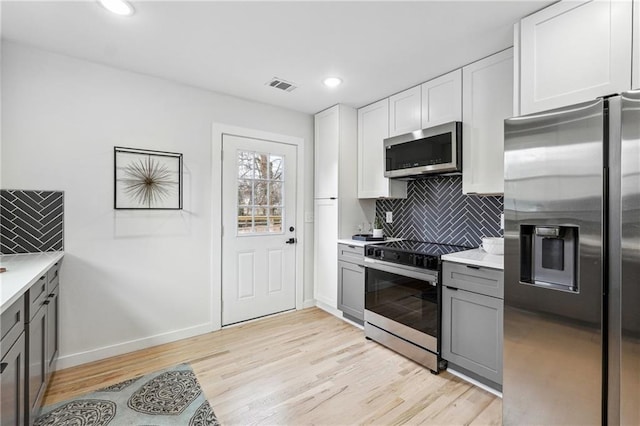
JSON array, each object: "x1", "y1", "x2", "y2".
[
  {"x1": 446, "y1": 286, "x2": 459, "y2": 291},
  {"x1": 466, "y1": 265, "x2": 481, "y2": 270},
  {"x1": 348, "y1": 245, "x2": 356, "y2": 249},
  {"x1": 0, "y1": 363, "x2": 7, "y2": 374},
  {"x1": 43, "y1": 300, "x2": 50, "y2": 305},
  {"x1": 358, "y1": 264, "x2": 365, "y2": 268}
]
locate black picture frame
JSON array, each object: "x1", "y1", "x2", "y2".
[{"x1": 114, "y1": 146, "x2": 183, "y2": 210}]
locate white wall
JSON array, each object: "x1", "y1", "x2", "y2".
[{"x1": 1, "y1": 41, "x2": 315, "y2": 368}]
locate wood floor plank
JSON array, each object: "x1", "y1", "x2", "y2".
[{"x1": 43, "y1": 307, "x2": 502, "y2": 424}]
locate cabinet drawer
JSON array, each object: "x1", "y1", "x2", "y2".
[
  {"x1": 27, "y1": 275, "x2": 48, "y2": 321},
  {"x1": 338, "y1": 243, "x2": 364, "y2": 265},
  {"x1": 47, "y1": 262, "x2": 60, "y2": 293},
  {"x1": 0, "y1": 295, "x2": 25, "y2": 361},
  {"x1": 442, "y1": 261, "x2": 503, "y2": 299}
]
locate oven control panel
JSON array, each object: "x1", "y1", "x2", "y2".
[{"x1": 365, "y1": 246, "x2": 439, "y2": 270}]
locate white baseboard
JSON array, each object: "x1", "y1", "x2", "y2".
[
  {"x1": 340, "y1": 315, "x2": 364, "y2": 330},
  {"x1": 303, "y1": 299, "x2": 316, "y2": 309},
  {"x1": 314, "y1": 300, "x2": 342, "y2": 318},
  {"x1": 447, "y1": 367, "x2": 502, "y2": 398},
  {"x1": 312, "y1": 300, "x2": 364, "y2": 330},
  {"x1": 55, "y1": 322, "x2": 213, "y2": 370}
]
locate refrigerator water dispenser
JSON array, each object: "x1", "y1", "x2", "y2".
[{"x1": 519, "y1": 225, "x2": 579, "y2": 293}]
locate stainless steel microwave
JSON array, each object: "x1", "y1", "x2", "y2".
[{"x1": 384, "y1": 121, "x2": 462, "y2": 179}]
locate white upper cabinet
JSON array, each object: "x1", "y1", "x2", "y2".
[
  {"x1": 519, "y1": 0, "x2": 632, "y2": 115},
  {"x1": 462, "y1": 48, "x2": 514, "y2": 195},
  {"x1": 421, "y1": 69, "x2": 462, "y2": 128},
  {"x1": 388, "y1": 86, "x2": 422, "y2": 137},
  {"x1": 358, "y1": 99, "x2": 407, "y2": 199},
  {"x1": 314, "y1": 105, "x2": 340, "y2": 199}
]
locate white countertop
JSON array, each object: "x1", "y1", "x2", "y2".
[
  {"x1": 0, "y1": 251, "x2": 64, "y2": 314},
  {"x1": 337, "y1": 237, "x2": 402, "y2": 247},
  {"x1": 441, "y1": 248, "x2": 504, "y2": 270}
]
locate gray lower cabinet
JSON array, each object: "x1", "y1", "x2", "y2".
[
  {"x1": 0, "y1": 334, "x2": 26, "y2": 426},
  {"x1": 338, "y1": 244, "x2": 365, "y2": 324},
  {"x1": 3, "y1": 259, "x2": 63, "y2": 426},
  {"x1": 441, "y1": 261, "x2": 503, "y2": 389},
  {"x1": 1, "y1": 295, "x2": 26, "y2": 426},
  {"x1": 338, "y1": 260, "x2": 365, "y2": 321}
]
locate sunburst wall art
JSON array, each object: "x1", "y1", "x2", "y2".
[{"x1": 114, "y1": 147, "x2": 183, "y2": 209}]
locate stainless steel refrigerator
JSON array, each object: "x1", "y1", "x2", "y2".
[{"x1": 503, "y1": 91, "x2": 640, "y2": 425}]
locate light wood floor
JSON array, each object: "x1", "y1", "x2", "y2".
[{"x1": 45, "y1": 307, "x2": 502, "y2": 425}]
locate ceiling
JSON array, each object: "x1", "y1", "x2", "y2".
[{"x1": 1, "y1": 1, "x2": 553, "y2": 115}]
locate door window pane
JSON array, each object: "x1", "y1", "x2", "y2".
[
  {"x1": 236, "y1": 150, "x2": 286, "y2": 235},
  {"x1": 237, "y1": 180, "x2": 252, "y2": 206},
  {"x1": 269, "y1": 207, "x2": 282, "y2": 232},
  {"x1": 238, "y1": 151, "x2": 254, "y2": 179},
  {"x1": 269, "y1": 182, "x2": 283, "y2": 206},
  {"x1": 254, "y1": 181, "x2": 268, "y2": 206},
  {"x1": 270, "y1": 155, "x2": 283, "y2": 180},
  {"x1": 254, "y1": 153, "x2": 269, "y2": 180},
  {"x1": 238, "y1": 207, "x2": 252, "y2": 234},
  {"x1": 254, "y1": 207, "x2": 267, "y2": 232}
]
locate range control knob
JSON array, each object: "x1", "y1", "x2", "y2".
[{"x1": 413, "y1": 255, "x2": 425, "y2": 268}]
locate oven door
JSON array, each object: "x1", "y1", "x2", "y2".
[{"x1": 364, "y1": 258, "x2": 440, "y2": 353}]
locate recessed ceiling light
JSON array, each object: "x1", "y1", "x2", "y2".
[
  {"x1": 98, "y1": 0, "x2": 135, "y2": 16},
  {"x1": 323, "y1": 77, "x2": 343, "y2": 88}
]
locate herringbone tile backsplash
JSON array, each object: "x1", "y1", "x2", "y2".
[
  {"x1": 376, "y1": 176, "x2": 503, "y2": 247},
  {"x1": 1, "y1": 190, "x2": 64, "y2": 254}
]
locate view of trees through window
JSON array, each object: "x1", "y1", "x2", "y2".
[{"x1": 237, "y1": 150, "x2": 284, "y2": 234}]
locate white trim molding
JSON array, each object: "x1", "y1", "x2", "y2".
[{"x1": 56, "y1": 322, "x2": 212, "y2": 370}]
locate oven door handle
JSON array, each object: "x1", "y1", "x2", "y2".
[{"x1": 364, "y1": 258, "x2": 438, "y2": 285}]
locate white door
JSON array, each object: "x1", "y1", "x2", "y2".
[{"x1": 222, "y1": 134, "x2": 297, "y2": 325}]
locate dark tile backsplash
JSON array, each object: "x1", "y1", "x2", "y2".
[
  {"x1": 376, "y1": 176, "x2": 503, "y2": 247},
  {"x1": 1, "y1": 190, "x2": 64, "y2": 254}
]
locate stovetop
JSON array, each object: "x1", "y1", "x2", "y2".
[{"x1": 371, "y1": 240, "x2": 472, "y2": 256}]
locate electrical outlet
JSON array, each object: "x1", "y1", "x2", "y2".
[
  {"x1": 500, "y1": 213, "x2": 505, "y2": 230},
  {"x1": 305, "y1": 212, "x2": 314, "y2": 223},
  {"x1": 386, "y1": 211, "x2": 393, "y2": 223}
]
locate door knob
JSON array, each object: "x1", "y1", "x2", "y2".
[{"x1": 285, "y1": 238, "x2": 297, "y2": 244}]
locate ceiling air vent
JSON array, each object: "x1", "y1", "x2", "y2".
[{"x1": 266, "y1": 77, "x2": 297, "y2": 92}]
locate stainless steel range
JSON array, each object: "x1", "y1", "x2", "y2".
[{"x1": 364, "y1": 240, "x2": 470, "y2": 373}]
